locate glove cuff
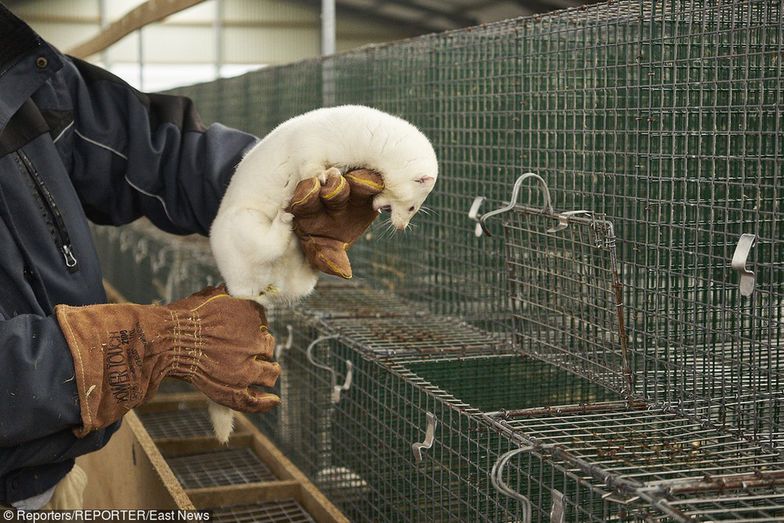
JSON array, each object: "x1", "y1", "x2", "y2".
[{"x1": 55, "y1": 303, "x2": 171, "y2": 437}]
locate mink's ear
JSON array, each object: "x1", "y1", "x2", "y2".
[{"x1": 415, "y1": 175, "x2": 435, "y2": 186}]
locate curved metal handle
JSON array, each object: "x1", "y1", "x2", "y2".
[
  {"x1": 469, "y1": 173, "x2": 554, "y2": 237},
  {"x1": 305, "y1": 335, "x2": 352, "y2": 403},
  {"x1": 411, "y1": 412, "x2": 437, "y2": 464},
  {"x1": 274, "y1": 324, "x2": 294, "y2": 361},
  {"x1": 545, "y1": 210, "x2": 591, "y2": 233},
  {"x1": 491, "y1": 446, "x2": 534, "y2": 523},
  {"x1": 732, "y1": 233, "x2": 757, "y2": 297}
]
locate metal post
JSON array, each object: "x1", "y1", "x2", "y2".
[
  {"x1": 98, "y1": 0, "x2": 110, "y2": 69},
  {"x1": 320, "y1": 0, "x2": 336, "y2": 107},
  {"x1": 213, "y1": 0, "x2": 223, "y2": 79},
  {"x1": 137, "y1": 27, "x2": 144, "y2": 91},
  {"x1": 321, "y1": 0, "x2": 335, "y2": 56}
]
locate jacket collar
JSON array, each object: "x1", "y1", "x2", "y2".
[{"x1": 0, "y1": 3, "x2": 62, "y2": 131}]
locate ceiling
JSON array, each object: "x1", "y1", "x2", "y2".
[
  {"x1": 283, "y1": 0, "x2": 603, "y2": 34},
  {"x1": 3, "y1": 0, "x2": 603, "y2": 36}
]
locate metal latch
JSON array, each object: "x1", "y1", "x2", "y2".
[
  {"x1": 731, "y1": 233, "x2": 757, "y2": 297},
  {"x1": 468, "y1": 172, "x2": 554, "y2": 237},
  {"x1": 411, "y1": 412, "x2": 437, "y2": 465},
  {"x1": 305, "y1": 335, "x2": 353, "y2": 403}
]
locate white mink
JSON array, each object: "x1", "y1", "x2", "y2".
[{"x1": 207, "y1": 105, "x2": 438, "y2": 443}]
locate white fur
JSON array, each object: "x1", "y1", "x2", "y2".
[
  {"x1": 207, "y1": 105, "x2": 438, "y2": 442},
  {"x1": 207, "y1": 400, "x2": 235, "y2": 444}
]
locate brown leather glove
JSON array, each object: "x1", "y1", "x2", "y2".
[
  {"x1": 288, "y1": 168, "x2": 384, "y2": 278},
  {"x1": 55, "y1": 285, "x2": 280, "y2": 437}
]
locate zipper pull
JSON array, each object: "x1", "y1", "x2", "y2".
[{"x1": 62, "y1": 244, "x2": 79, "y2": 272}]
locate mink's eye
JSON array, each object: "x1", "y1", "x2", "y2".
[{"x1": 409, "y1": 206, "x2": 415, "y2": 212}]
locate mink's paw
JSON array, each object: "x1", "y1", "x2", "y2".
[{"x1": 318, "y1": 167, "x2": 341, "y2": 184}]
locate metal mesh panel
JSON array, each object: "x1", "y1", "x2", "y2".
[
  {"x1": 207, "y1": 500, "x2": 315, "y2": 523},
  {"x1": 139, "y1": 408, "x2": 215, "y2": 440},
  {"x1": 162, "y1": 0, "x2": 784, "y2": 448},
  {"x1": 167, "y1": 448, "x2": 277, "y2": 489},
  {"x1": 87, "y1": 0, "x2": 784, "y2": 519},
  {"x1": 328, "y1": 316, "x2": 511, "y2": 362},
  {"x1": 297, "y1": 285, "x2": 421, "y2": 319},
  {"x1": 653, "y1": 485, "x2": 784, "y2": 522},
  {"x1": 502, "y1": 206, "x2": 633, "y2": 396}
]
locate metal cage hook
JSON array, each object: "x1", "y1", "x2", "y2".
[
  {"x1": 468, "y1": 172, "x2": 554, "y2": 237},
  {"x1": 732, "y1": 233, "x2": 757, "y2": 297},
  {"x1": 411, "y1": 412, "x2": 437, "y2": 465},
  {"x1": 490, "y1": 446, "x2": 534, "y2": 523},
  {"x1": 305, "y1": 335, "x2": 353, "y2": 403},
  {"x1": 273, "y1": 324, "x2": 294, "y2": 361}
]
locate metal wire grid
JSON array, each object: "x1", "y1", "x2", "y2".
[
  {"x1": 326, "y1": 316, "x2": 513, "y2": 362},
  {"x1": 649, "y1": 485, "x2": 784, "y2": 522},
  {"x1": 295, "y1": 285, "x2": 422, "y2": 319},
  {"x1": 253, "y1": 315, "x2": 337, "y2": 478},
  {"x1": 90, "y1": 220, "x2": 221, "y2": 305},
  {"x1": 138, "y1": 408, "x2": 215, "y2": 440},
  {"x1": 164, "y1": 0, "x2": 784, "y2": 446},
  {"x1": 314, "y1": 337, "x2": 667, "y2": 522},
  {"x1": 74, "y1": 0, "x2": 784, "y2": 519},
  {"x1": 167, "y1": 448, "x2": 278, "y2": 489},
  {"x1": 502, "y1": 207, "x2": 633, "y2": 397},
  {"x1": 620, "y1": 0, "x2": 783, "y2": 450},
  {"x1": 207, "y1": 500, "x2": 316, "y2": 523},
  {"x1": 485, "y1": 404, "x2": 784, "y2": 522}
]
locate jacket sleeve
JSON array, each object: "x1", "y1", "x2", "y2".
[
  {"x1": 59, "y1": 56, "x2": 258, "y2": 236},
  {"x1": 0, "y1": 313, "x2": 82, "y2": 446}
]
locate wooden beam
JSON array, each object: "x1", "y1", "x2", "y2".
[
  {"x1": 155, "y1": 434, "x2": 254, "y2": 457},
  {"x1": 186, "y1": 480, "x2": 302, "y2": 508},
  {"x1": 234, "y1": 415, "x2": 349, "y2": 523},
  {"x1": 67, "y1": 0, "x2": 208, "y2": 58}
]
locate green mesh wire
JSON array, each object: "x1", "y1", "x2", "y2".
[{"x1": 89, "y1": 0, "x2": 784, "y2": 520}]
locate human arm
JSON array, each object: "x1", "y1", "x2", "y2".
[{"x1": 55, "y1": 56, "x2": 257, "y2": 235}]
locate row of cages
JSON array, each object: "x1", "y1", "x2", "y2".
[{"x1": 93, "y1": 218, "x2": 784, "y2": 522}]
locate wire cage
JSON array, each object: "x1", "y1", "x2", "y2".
[{"x1": 89, "y1": 0, "x2": 784, "y2": 520}]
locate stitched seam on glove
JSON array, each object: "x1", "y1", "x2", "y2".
[
  {"x1": 169, "y1": 309, "x2": 181, "y2": 376},
  {"x1": 189, "y1": 313, "x2": 203, "y2": 381},
  {"x1": 345, "y1": 173, "x2": 383, "y2": 191},
  {"x1": 322, "y1": 177, "x2": 347, "y2": 200},
  {"x1": 290, "y1": 178, "x2": 321, "y2": 207},
  {"x1": 317, "y1": 252, "x2": 351, "y2": 278}
]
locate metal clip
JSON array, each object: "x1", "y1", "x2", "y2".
[
  {"x1": 274, "y1": 324, "x2": 294, "y2": 361},
  {"x1": 469, "y1": 172, "x2": 554, "y2": 237},
  {"x1": 731, "y1": 233, "x2": 757, "y2": 297},
  {"x1": 305, "y1": 335, "x2": 352, "y2": 403},
  {"x1": 545, "y1": 210, "x2": 591, "y2": 233},
  {"x1": 491, "y1": 446, "x2": 534, "y2": 523},
  {"x1": 411, "y1": 412, "x2": 437, "y2": 464}
]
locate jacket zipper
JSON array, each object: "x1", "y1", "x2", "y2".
[{"x1": 16, "y1": 151, "x2": 79, "y2": 272}]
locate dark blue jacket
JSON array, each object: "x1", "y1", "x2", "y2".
[{"x1": 0, "y1": 6, "x2": 257, "y2": 502}]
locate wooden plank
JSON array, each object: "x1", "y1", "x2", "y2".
[
  {"x1": 234, "y1": 415, "x2": 349, "y2": 523},
  {"x1": 67, "y1": 0, "x2": 207, "y2": 58},
  {"x1": 186, "y1": 480, "x2": 301, "y2": 508},
  {"x1": 156, "y1": 434, "x2": 253, "y2": 457},
  {"x1": 137, "y1": 391, "x2": 207, "y2": 413},
  {"x1": 77, "y1": 412, "x2": 193, "y2": 509}
]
